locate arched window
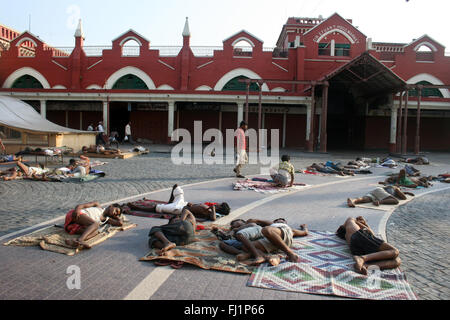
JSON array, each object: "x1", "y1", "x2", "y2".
[
  {"x1": 415, "y1": 45, "x2": 434, "y2": 62},
  {"x1": 112, "y1": 74, "x2": 149, "y2": 90},
  {"x1": 409, "y1": 81, "x2": 443, "y2": 98},
  {"x1": 11, "y1": 75, "x2": 43, "y2": 89},
  {"x1": 121, "y1": 38, "x2": 141, "y2": 57},
  {"x1": 222, "y1": 76, "x2": 259, "y2": 92},
  {"x1": 233, "y1": 40, "x2": 253, "y2": 57}
]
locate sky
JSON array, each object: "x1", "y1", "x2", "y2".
[{"x1": 1, "y1": 0, "x2": 449, "y2": 50}]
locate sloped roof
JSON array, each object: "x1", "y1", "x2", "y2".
[{"x1": 0, "y1": 96, "x2": 90, "y2": 134}]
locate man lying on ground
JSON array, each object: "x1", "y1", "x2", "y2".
[
  {"x1": 347, "y1": 185, "x2": 414, "y2": 208},
  {"x1": 307, "y1": 163, "x2": 353, "y2": 176},
  {"x1": 82, "y1": 145, "x2": 122, "y2": 155},
  {"x1": 380, "y1": 169, "x2": 432, "y2": 188},
  {"x1": 270, "y1": 155, "x2": 295, "y2": 187},
  {"x1": 402, "y1": 156, "x2": 429, "y2": 165},
  {"x1": 126, "y1": 184, "x2": 230, "y2": 221},
  {"x1": 337, "y1": 216, "x2": 401, "y2": 275},
  {"x1": 0, "y1": 155, "x2": 22, "y2": 163},
  {"x1": 1, "y1": 161, "x2": 49, "y2": 181},
  {"x1": 64, "y1": 201, "x2": 124, "y2": 249},
  {"x1": 219, "y1": 218, "x2": 308, "y2": 265},
  {"x1": 148, "y1": 208, "x2": 197, "y2": 254}
]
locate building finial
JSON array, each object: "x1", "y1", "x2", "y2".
[
  {"x1": 182, "y1": 17, "x2": 190, "y2": 37},
  {"x1": 74, "y1": 19, "x2": 84, "y2": 38}
]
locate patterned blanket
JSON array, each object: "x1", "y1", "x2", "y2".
[
  {"x1": 140, "y1": 228, "x2": 254, "y2": 274},
  {"x1": 3, "y1": 220, "x2": 137, "y2": 256},
  {"x1": 233, "y1": 179, "x2": 309, "y2": 194},
  {"x1": 247, "y1": 231, "x2": 417, "y2": 300}
]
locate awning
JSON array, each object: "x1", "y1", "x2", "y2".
[
  {"x1": 306, "y1": 52, "x2": 406, "y2": 97},
  {"x1": 0, "y1": 96, "x2": 91, "y2": 135}
]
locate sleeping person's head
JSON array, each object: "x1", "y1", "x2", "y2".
[{"x1": 336, "y1": 225, "x2": 346, "y2": 240}]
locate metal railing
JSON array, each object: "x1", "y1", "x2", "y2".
[{"x1": 49, "y1": 45, "x2": 287, "y2": 58}]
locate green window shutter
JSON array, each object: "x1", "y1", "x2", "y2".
[
  {"x1": 409, "y1": 81, "x2": 443, "y2": 98},
  {"x1": 112, "y1": 74, "x2": 149, "y2": 90},
  {"x1": 222, "y1": 76, "x2": 259, "y2": 92},
  {"x1": 11, "y1": 75, "x2": 44, "y2": 89}
]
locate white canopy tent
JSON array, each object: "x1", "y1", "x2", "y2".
[{"x1": 0, "y1": 96, "x2": 96, "y2": 153}]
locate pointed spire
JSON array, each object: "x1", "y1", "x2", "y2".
[
  {"x1": 182, "y1": 17, "x2": 190, "y2": 37},
  {"x1": 74, "y1": 19, "x2": 84, "y2": 38}
]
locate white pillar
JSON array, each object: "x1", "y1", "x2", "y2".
[
  {"x1": 237, "y1": 102, "x2": 244, "y2": 127},
  {"x1": 102, "y1": 101, "x2": 108, "y2": 133},
  {"x1": 168, "y1": 101, "x2": 175, "y2": 138},
  {"x1": 331, "y1": 40, "x2": 335, "y2": 57},
  {"x1": 306, "y1": 103, "x2": 312, "y2": 141},
  {"x1": 40, "y1": 100, "x2": 47, "y2": 119},
  {"x1": 390, "y1": 106, "x2": 398, "y2": 144},
  {"x1": 282, "y1": 112, "x2": 287, "y2": 148}
]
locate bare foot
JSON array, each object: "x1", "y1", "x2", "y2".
[
  {"x1": 353, "y1": 256, "x2": 367, "y2": 275},
  {"x1": 160, "y1": 242, "x2": 176, "y2": 254},
  {"x1": 78, "y1": 240, "x2": 92, "y2": 249},
  {"x1": 347, "y1": 198, "x2": 355, "y2": 208},
  {"x1": 267, "y1": 256, "x2": 281, "y2": 266},
  {"x1": 287, "y1": 252, "x2": 300, "y2": 263},
  {"x1": 373, "y1": 201, "x2": 380, "y2": 207}
]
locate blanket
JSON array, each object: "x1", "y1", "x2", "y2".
[
  {"x1": 3, "y1": 220, "x2": 137, "y2": 256},
  {"x1": 233, "y1": 179, "x2": 309, "y2": 194},
  {"x1": 247, "y1": 231, "x2": 417, "y2": 300},
  {"x1": 140, "y1": 228, "x2": 254, "y2": 274}
]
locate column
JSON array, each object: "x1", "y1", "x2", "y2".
[
  {"x1": 330, "y1": 40, "x2": 336, "y2": 57},
  {"x1": 402, "y1": 91, "x2": 409, "y2": 155},
  {"x1": 390, "y1": 105, "x2": 398, "y2": 154},
  {"x1": 40, "y1": 100, "x2": 47, "y2": 119},
  {"x1": 415, "y1": 86, "x2": 422, "y2": 155},
  {"x1": 282, "y1": 112, "x2": 287, "y2": 148},
  {"x1": 320, "y1": 82, "x2": 329, "y2": 153},
  {"x1": 306, "y1": 102, "x2": 312, "y2": 145},
  {"x1": 168, "y1": 101, "x2": 175, "y2": 141},
  {"x1": 102, "y1": 101, "x2": 109, "y2": 134},
  {"x1": 237, "y1": 102, "x2": 244, "y2": 127},
  {"x1": 307, "y1": 84, "x2": 316, "y2": 152}
]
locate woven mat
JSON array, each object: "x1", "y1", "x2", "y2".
[
  {"x1": 247, "y1": 231, "x2": 417, "y2": 300},
  {"x1": 233, "y1": 179, "x2": 310, "y2": 194},
  {"x1": 354, "y1": 195, "x2": 415, "y2": 212},
  {"x1": 141, "y1": 228, "x2": 254, "y2": 274},
  {"x1": 3, "y1": 221, "x2": 137, "y2": 256}
]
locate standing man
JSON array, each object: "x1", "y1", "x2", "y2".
[
  {"x1": 234, "y1": 121, "x2": 248, "y2": 179},
  {"x1": 125, "y1": 121, "x2": 135, "y2": 145},
  {"x1": 96, "y1": 121, "x2": 107, "y2": 145}
]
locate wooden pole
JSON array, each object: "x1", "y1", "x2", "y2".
[{"x1": 308, "y1": 83, "x2": 316, "y2": 152}]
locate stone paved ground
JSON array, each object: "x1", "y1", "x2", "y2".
[
  {"x1": 387, "y1": 189, "x2": 450, "y2": 300},
  {"x1": 0, "y1": 146, "x2": 449, "y2": 300}
]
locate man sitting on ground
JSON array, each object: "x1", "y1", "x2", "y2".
[
  {"x1": 271, "y1": 155, "x2": 295, "y2": 187},
  {"x1": 148, "y1": 208, "x2": 197, "y2": 254},
  {"x1": 220, "y1": 218, "x2": 308, "y2": 264},
  {"x1": 64, "y1": 201, "x2": 124, "y2": 249},
  {"x1": 336, "y1": 216, "x2": 401, "y2": 275},
  {"x1": 381, "y1": 169, "x2": 432, "y2": 188},
  {"x1": 347, "y1": 185, "x2": 413, "y2": 208}
]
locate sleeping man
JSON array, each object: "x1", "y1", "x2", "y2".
[
  {"x1": 347, "y1": 185, "x2": 414, "y2": 208},
  {"x1": 127, "y1": 184, "x2": 230, "y2": 221},
  {"x1": 337, "y1": 217, "x2": 401, "y2": 275},
  {"x1": 64, "y1": 201, "x2": 124, "y2": 249}
]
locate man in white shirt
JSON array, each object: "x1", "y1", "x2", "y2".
[
  {"x1": 96, "y1": 121, "x2": 107, "y2": 145},
  {"x1": 125, "y1": 121, "x2": 135, "y2": 144},
  {"x1": 87, "y1": 124, "x2": 94, "y2": 131}
]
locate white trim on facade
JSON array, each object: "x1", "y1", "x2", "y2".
[
  {"x1": 15, "y1": 37, "x2": 38, "y2": 48},
  {"x1": 52, "y1": 85, "x2": 67, "y2": 89},
  {"x1": 231, "y1": 37, "x2": 255, "y2": 48},
  {"x1": 195, "y1": 85, "x2": 213, "y2": 91},
  {"x1": 158, "y1": 60, "x2": 176, "y2": 70},
  {"x1": 119, "y1": 36, "x2": 143, "y2": 47},
  {"x1": 52, "y1": 60, "x2": 68, "y2": 71},
  {"x1": 413, "y1": 41, "x2": 438, "y2": 52},
  {"x1": 86, "y1": 84, "x2": 102, "y2": 90},
  {"x1": 104, "y1": 66, "x2": 156, "y2": 89},
  {"x1": 157, "y1": 84, "x2": 175, "y2": 90},
  {"x1": 213, "y1": 68, "x2": 270, "y2": 92},
  {"x1": 2, "y1": 67, "x2": 51, "y2": 89},
  {"x1": 406, "y1": 73, "x2": 450, "y2": 98}
]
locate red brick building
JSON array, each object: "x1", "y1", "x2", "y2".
[{"x1": 1, "y1": 13, "x2": 449, "y2": 151}]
